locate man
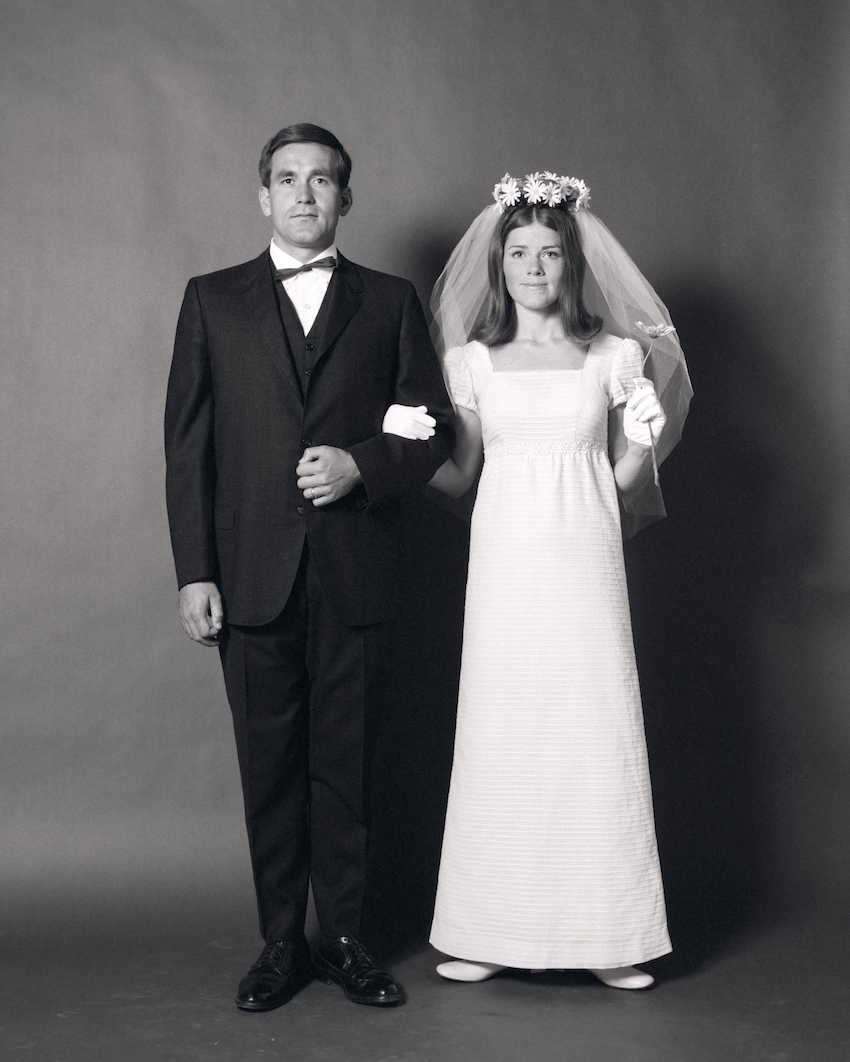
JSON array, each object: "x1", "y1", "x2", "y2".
[{"x1": 165, "y1": 124, "x2": 453, "y2": 1011}]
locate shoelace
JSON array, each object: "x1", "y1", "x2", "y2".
[
  {"x1": 338, "y1": 937, "x2": 382, "y2": 979},
  {"x1": 252, "y1": 940, "x2": 299, "y2": 973}
]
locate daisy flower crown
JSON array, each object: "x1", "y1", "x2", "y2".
[{"x1": 492, "y1": 172, "x2": 590, "y2": 214}]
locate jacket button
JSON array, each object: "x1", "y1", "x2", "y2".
[
  {"x1": 305, "y1": 343, "x2": 315, "y2": 351},
  {"x1": 301, "y1": 437, "x2": 312, "y2": 447},
  {"x1": 296, "y1": 505, "x2": 305, "y2": 516}
]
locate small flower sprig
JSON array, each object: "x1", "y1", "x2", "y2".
[
  {"x1": 636, "y1": 321, "x2": 677, "y2": 369},
  {"x1": 493, "y1": 172, "x2": 590, "y2": 214}
]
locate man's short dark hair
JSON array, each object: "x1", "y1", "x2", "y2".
[{"x1": 259, "y1": 124, "x2": 352, "y2": 189}]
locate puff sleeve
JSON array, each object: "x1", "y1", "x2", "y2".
[
  {"x1": 441, "y1": 344, "x2": 478, "y2": 414},
  {"x1": 608, "y1": 337, "x2": 644, "y2": 409}
]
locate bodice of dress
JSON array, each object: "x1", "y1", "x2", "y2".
[{"x1": 442, "y1": 336, "x2": 643, "y2": 458}]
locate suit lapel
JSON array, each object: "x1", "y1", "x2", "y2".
[
  {"x1": 313, "y1": 253, "x2": 363, "y2": 371},
  {"x1": 241, "y1": 252, "x2": 303, "y2": 402}
]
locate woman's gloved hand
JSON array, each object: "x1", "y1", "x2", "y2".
[
  {"x1": 382, "y1": 404, "x2": 436, "y2": 440},
  {"x1": 623, "y1": 378, "x2": 666, "y2": 447}
]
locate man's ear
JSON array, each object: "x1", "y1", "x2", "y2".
[
  {"x1": 259, "y1": 186, "x2": 271, "y2": 217},
  {"x1": 339, "y1": 187, "x2": 353, "y2": 217}
]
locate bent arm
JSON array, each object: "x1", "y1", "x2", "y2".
[
  {"x1": 609, "y1": 407, "x2": 654, "y2": 500},
  {"x1": 346, "y1": 282, "x2": 455, "y2": 506},
  {"x1": 428, "y1": 406, "x2": 483, "y2": 498}
]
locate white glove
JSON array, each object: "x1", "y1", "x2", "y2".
[
  {"x1": 382, "y1": 404, "x2": 436, "y2": 440},
  {"x1": 623, "y1": 377, "x2": 666, "y2": 447}
]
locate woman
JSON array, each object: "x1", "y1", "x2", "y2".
[{"x1": 385, "y1": 173, "x2": 691, "y2": 988}]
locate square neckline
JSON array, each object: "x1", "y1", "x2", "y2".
[{"x1": 484, "y1": 340, "x2": 592, "y2": 375}]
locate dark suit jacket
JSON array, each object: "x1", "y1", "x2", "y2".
[{"x1": 165, "y1": 251, "x2": 454, "y2": 627}]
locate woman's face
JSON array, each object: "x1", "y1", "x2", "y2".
[{"x1": 502, "y1": 221, "x2": 565, "y2": 313}]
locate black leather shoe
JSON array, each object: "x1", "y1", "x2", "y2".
[
  {"x1": 235, "y1": 938, "x2": 312, "y2": 1012},
  {"x1": 314, "y1": 936, "x2": 402, "y2": 1006}
]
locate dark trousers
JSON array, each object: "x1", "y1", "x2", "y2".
[{"x1": 219, "y1": 542, "x2": 389, "y2": 944}]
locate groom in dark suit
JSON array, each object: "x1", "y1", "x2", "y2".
[{"x1": 165, "y1": 123, "x2": 453, "y2": 1011}]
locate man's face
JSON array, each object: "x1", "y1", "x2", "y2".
[{"x1": 259, "y1": 142, "x2": 352, "y2": 261}]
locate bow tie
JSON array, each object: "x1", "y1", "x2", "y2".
[{"x1": 275, "y1": 256, "x2": 337, "y2": 281}]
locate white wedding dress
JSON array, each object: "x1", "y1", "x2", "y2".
[{"x1": 429, "y1": 336, "x2": 671, "y2": 970}]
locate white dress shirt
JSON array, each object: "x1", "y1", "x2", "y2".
[{"x1": 269, "y1": 241, "x2": 337, "y2": 335}]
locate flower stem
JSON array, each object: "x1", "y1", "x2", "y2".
[{"x1": 642, "y1": 340, "x2": 660, "y2": 486}]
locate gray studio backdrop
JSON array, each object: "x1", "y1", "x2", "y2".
[{"x1": 2, "y1": 0, "x2": 848, "y2": 945}]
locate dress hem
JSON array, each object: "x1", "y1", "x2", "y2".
[{"x1": 429, "y1": 933, "x2": 672, "y2": 971}]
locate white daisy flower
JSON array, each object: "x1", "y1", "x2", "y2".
[
  {"x1": 545, "y1": 184, "x2": 563, "y2": 207},
  {"x1": 492, "y1": 174, "x2": 522, "y2": 212},
  {"x1": 501, "y1": 176, "x2": 521, "y2": 206},
  {"x1": 524, "y1": 175, "x2": 547, "y2": 204},
  {"x1": 636, "y1": 321, "x2": 677, "y2": 338},
  {"x1": 490, "y1": 174, "x2": 524, "y2": 211},
  {"x1": 573, "y1": 179, "x2": 591, "y2": 211}
]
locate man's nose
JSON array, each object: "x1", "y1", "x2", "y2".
[{"x1": 296, "y1": 181, "x2": 315, "y2": 202}]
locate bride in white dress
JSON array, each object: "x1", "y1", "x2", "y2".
[{"x1": 384, "y1": 173, "x2": 691, "y2": 990}]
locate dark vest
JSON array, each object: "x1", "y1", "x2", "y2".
[{"x1": 272, "y1": 260, "x2": 337, "y2": 391}]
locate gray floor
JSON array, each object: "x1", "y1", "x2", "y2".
[{"x1": 2, "y1": 893, "x2": 846, "y2": 1062}]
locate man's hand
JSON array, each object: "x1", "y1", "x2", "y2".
[
  {"x1": 296, "y1": 446, "x2": 363, "y2": 507},
  {"x1": 179, "y1": 581, "x2": 225, "y2": 646}
]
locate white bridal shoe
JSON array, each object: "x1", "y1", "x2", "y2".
[
  {"x1": 437, "y1": 960, "x2": 654, "y2": 989},
  {"x1": 436, "y1": 960, "x2": 507, "y2": 982},
  {"x1": 588, "y1": 966, "x2": 655, "y2": 990}
]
